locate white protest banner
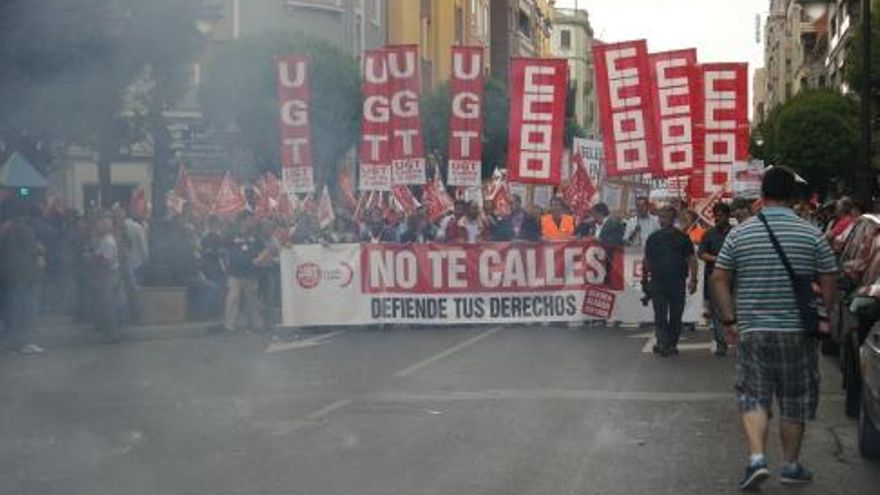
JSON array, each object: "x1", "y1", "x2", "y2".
[{"x1": 281, "y1": 244, "x2": 703, "y2": 327}]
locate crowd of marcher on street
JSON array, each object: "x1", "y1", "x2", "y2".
[{"x1": 0, "y1": 184, "x2": 870, "y2": 360}]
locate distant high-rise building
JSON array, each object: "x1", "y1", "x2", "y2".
[
  {"x1": 550, "y1": 6, "x2": 597, "y2": 135},
  {"x1": 753, "y1": 67, "x2": 768, "y2": 126},
  {"x1": 489, "y1": 0, "x2": 554, "y2": 82}
]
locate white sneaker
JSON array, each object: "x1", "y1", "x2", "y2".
[{"x1": 19, "y1": 344, "x2": 45, "y2": 356}]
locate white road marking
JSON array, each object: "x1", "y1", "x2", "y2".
[
  {"x1": 259, "y1": 398, "x2": 353, "y2": 437},
  {"x1": 394, "y1": 327, "x2": 505, "y2": 378},
  {"x1": 632, "y1": 332, "x2": 716, "y2": 354},
  {"x1": 264, "y1": 330, "x2": 346, "y2": 354},
  {"x1": 370, "y1": 389, "x2": 732, "y2": 403},
  {"x1": 305, "y1": 399, "x2": 352, "y2": 421}
]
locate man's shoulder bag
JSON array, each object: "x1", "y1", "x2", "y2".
[{"x1": 758, "y1": 213, "x2": 823, "y2": 339}]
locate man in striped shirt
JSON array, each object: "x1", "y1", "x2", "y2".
[{"x1": 712, "y1": 167, "x2": 838, "y2": 490}]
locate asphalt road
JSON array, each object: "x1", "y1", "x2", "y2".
[{"x1": 1, "y1": 324, "x2": 878, "y2": 495}]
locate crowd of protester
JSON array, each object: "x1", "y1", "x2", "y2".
[{"x1": 0, "y1": 187, "x2": 873, "y2": 356}]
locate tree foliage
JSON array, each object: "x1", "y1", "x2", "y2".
[
  {"x1": 199, "y1": 33, "x2": 361, "y2": 185},
  {"x1": 0, "y1": 0, "x2": 203, "y2": 207},
  {"x1": 754, "y1": 90, "x2": 858, "y2": 188}
]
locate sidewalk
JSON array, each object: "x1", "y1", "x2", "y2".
[{"x1": 34, "y1": 314, "x2": 221, "y2": 349}]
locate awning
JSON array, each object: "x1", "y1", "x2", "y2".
[{"x1": 0, "y1": 151, "x2": 48, "y2": 188}]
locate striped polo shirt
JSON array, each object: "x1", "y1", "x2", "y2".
[{"x1": 715, "y1": 206, "x2": 837, "y2": 333}]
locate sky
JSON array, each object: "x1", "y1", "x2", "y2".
[{"x1": 556, "y1": 0, "x2": 767, "y2": 108}]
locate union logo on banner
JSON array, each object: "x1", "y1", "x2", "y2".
[
  {"x1": 582, "y1": 286, "x2": 617, "y2": 319},
  {"x1": 282, "y1": 167, "x2": 315, "y2": 195},
  {"x1": 391, "y1": 158, "x2": 427, "y2": 185}
]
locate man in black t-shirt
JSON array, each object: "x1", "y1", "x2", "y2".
[
  {"x1": 698, "y1": 203, "x2": 733, "y2": 356},
  {"x1": 222, "y1": 215, "x2": 267, "y2": 333},
  {"x1": 644, "y1": 206, "x2": 698, "y2": 356}
]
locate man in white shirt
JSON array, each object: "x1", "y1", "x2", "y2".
[
  {"x1": 124, "y1": 214, "x2": 149, "y2": 280},
  {"x1": 625, "y1": 196, "x2": 661, "y2": 248}
]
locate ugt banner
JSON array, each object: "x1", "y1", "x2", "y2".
[
  {"x1": 387, "y1": 45, "x2": 427, "y2": 185},
  {"x1": 507, "y1": 58, "x2": 568, "y2": 185},
  {"x1": 276, "y1": 55, "x2": 315, "y2": 193},
  {"x1": 592, "y1": 40, "x2": 660, "y2": 178},
  {"x1": 447, "y1": 46, "x2": 485, "y2": 188},
  {"x1": 648, "y1": 49, "x2": 700, "y2": 178},
  {"x1": 691, "y1": 63, "x2": 749, "y2": 198},
  {"x1": 360, "y1": 49, "x2": 393, "y2": 191},
  {"x1": 281, "y1": 241, "x2": 624, "y2": 326}
]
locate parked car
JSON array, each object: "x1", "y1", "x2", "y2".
[
  {"x1": 860, "y1": 323, "x2": 880, "y2": 459},
  {"x1": 831, "y1": 215, "x2": 880, "y2": 417}
]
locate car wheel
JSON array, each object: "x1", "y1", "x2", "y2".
[
  {"x1": 844, "y1": 340, "x2": 862, "y2": 418},
  {"x1": 859, "y1": 391, "x2": 880, "y2": 460}
]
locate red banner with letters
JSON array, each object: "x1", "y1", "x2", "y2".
[
  {"x1": 447, "y1": 46, "x2": 485, "y2": 187},
  {"x1": 507, "y1": 58, "x2": 568, "y2": 185},
  {"x1": 593, "y1": 40, "x2": 660, "y2": 178},
  {"x1": 386, "y1": 45, "x2": 427, "y2": 185},
  {"x1": 649, "y1": 49, "x2": 700, "y2": 178},
  {"x1": 276, "y1": 55, "x2": 315, "y2": 193},
  {"x1": 360, "y1": 241, "x2": 624, "y2": 294},
  {"x1": 691, "y1": 63, "x2": 749, "y2": 199},
  {"x1": 360, "y1": 49, "x2": 393, "y2": 191}
]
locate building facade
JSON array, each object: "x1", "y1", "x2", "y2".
[
  {"x1": 51, "y1": 0, "x2": 390, "y2": 212},
  {"x1": 386, "y1": 0, "x2": 491, "y2": 88},
  {"x1": 489, "y1": 0, "x2": 554, "y2": 82},
  {"x1": 550, "y1": 7, "x2": 597, "y2": 134},
  {"x1": 761, "y1": 0, "x2": 831, "y2": 113},
  {"x1": 753, "y1": 67, "x2": 769, "y2": 126}
]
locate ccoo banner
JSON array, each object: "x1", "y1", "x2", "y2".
[
  {"x1": 691, "y1": 63, "x2": 749, "y2": 198},
  {"x1": 360, "y1": 49, "x2": 393, "y2": 191},
  {"x1": 447, "y1": 46, "x2": 485, "y2": 188},
  {"x1": 592, "y1": 40, "x2": 659, "y2": 178},
  {"x1": 276, "y1": 55, "x2": 315, "y2": 193},
  {"x1": 507, "y1": 58, "x2": 568, "y2": 185},
  {"x1": 387, "y1": 45, "x2": 427, "y2": 185},
  {"x1": 648, "y1": 49, "x2": 700, "y2": 178}
]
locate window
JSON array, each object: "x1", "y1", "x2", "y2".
[
  {"x1": 518, "y1": 8, "x2": 531, "y2": 38},
  {"x1": 560, "y1": 29, "x2": 571, "y2": 50},
  {"x1": 455, "y1": 5, "x2": 463, "y2": 44},
  {"x1": 371, "y1": 0, "x2": 382, "y2": 26}
]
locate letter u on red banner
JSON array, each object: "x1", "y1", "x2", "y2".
[
  {"x1": 648, "y1": 49, "x2": 700, "y2": 178},
  {"x1": 387, "y1": 45, "x2": 427, "y2": 185},
  {"x1": 447, "y1": 46, "x2": 485, "y2": 188},
  {"x1": 276, "y1": 55, "x2": 315, "y2": 193},
  {"x1": 507, "y1": 58, "x2": 568, "y2": 185},
  {"x1": 592, "y1": 40, "x2": 660, "y2": 178},
  {"x1": 360, "y1": 49, "x2": 393, "y2": 191},
  {"x1": 691, "y1": 63, "x2": 749, "y2": 199}
]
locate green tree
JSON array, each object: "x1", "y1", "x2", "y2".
[
  {"x1": 199, "y1": 33, "x2": 361, "y2": 187},
  {"x1": 0, "y1": 0, "x2": 202, "y2": 210},
  {"x1": 418, "y1": 77, "x2": 511, "y2": 180},
  {"x1": 760, "y1": 90, "x2": 858, "y2": 189}
]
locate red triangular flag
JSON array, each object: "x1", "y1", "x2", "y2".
[
  {"x1": 339, "y1": 167, "x2": 358, "y2": 211},
  {"x1": 212, "y1": 172, "x2": 247, "y2": 217},
  {"x1": 562, "y1": 153, "x2": 596, "y2": 218}
]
